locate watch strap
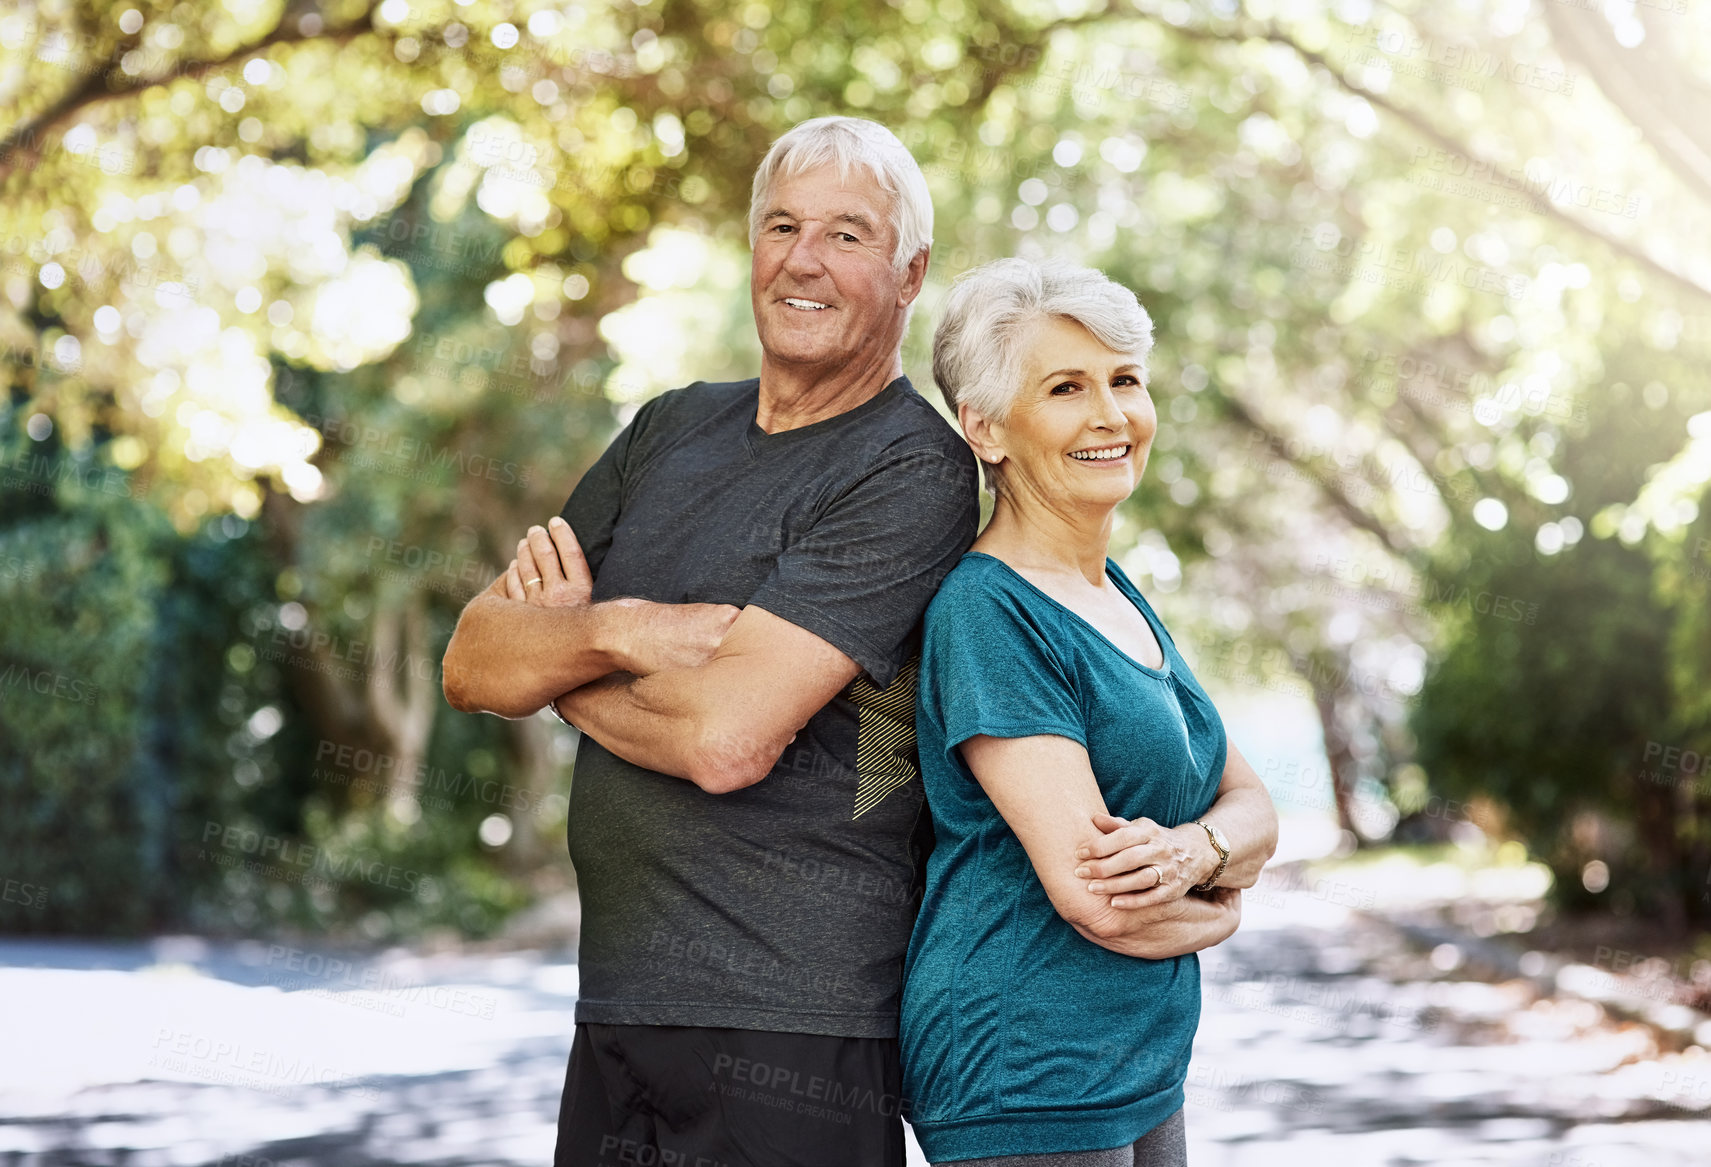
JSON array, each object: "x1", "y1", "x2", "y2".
[{"x1": 1192, "y1": 819, "x2": 1230, "y2": 893}]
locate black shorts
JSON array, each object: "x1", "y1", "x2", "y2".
[{"x1": 553, "y1": 1021, "x2": 907, "y2": 1167}]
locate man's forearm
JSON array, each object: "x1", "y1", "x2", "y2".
[
  {"x1": 553, "y1": 671, "x2": 701, "y2": 781},
  {"x1": 555, "y1": 664, "x2": 785, "y2": 792},
  {"x1": 443, "y1": 596, "x2": 630, "y2": 718}
]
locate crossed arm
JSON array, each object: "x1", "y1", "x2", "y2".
[
  {"x1": 444, "y1": 518, "x2": 1279, "y2": 957},
  {"x1": 960, "y1": 732, "x2": 1278, "y2": 960},
  {"x1": 441, "y1": 516, "x2": 861, "y2": 792},
  {"x1": 549, "y1": 606, "x2": 863, "y2": 792}
]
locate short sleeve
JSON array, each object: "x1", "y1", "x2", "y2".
[
  {"x1": 924, "y1": 574, "x2": 1086, "y2": 752},
  {"x1": 745, "y1": 448, "x2": 978, "y2": 689},
  {"x1": 558, "y1": 392, "x2": 668, "y2": 580}
]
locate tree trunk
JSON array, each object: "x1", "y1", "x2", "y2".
[
  {"x1": 1313, "y1": 666, "x2": 1363, "y2": 842},
  {"x1": 366, "y1": 592, "x2": 437, "y2": 806}
]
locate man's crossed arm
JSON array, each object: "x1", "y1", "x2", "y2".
[
  {"x1": 441, "y1": 516, "x2": 861, "y2": 793},
  {"x1": 441, "y1": 518, "x2": 741, "y2": 718}
]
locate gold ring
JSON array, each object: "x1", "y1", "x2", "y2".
[{"x1": 525, "y1": 577, "x2": 543, "y2": 587}]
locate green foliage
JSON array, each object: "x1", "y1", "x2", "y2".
[
  {"x1": 1413, "y1": 369, "x2": 1711, "y2": 922},
  {"x1": 0, "y1": 448, "x2": 274, "y2": 933},
  {"x1": 0, "y1": 428, "x2": 535, "y2": 939},
  {"x1": 1412, "y1": 534, "x2": 1677, "y2": 907}
]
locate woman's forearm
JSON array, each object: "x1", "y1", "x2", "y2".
[
  {"x1": 1178, "y1": 743, "x2": 1278, "y2": 890},
  {"x1": 1193, "y1": 786, "x2": 1276, "y2": 889},
  {"x1": 1073, "y1": 888, "x2": 1242, "y2": 959}
]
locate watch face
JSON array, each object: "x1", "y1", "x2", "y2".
[{"x1": 1209, "y1": 824, "x2": 1230, "y2": 853}]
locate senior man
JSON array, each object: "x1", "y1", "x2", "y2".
[{"x1": 442, "y1": 116, "x2": 978, "y2": 1167}]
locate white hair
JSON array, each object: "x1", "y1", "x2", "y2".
[
  {"x1": 748, "y1": 116, "x2": 934, "y2": 279},
  {"x1": 932, "y1": 258, "x2": 1155, "y2": 494}
]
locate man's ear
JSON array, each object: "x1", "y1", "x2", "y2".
[{"x1": 898, "y1": 246, "x2": 930, "y2": 306}]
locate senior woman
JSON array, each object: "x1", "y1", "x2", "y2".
[{"x1": 900, "y1": 258, "x2": 1279, "y2": 1166}]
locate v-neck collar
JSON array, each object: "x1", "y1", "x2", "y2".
[
  {"x1": 963, "y1": 551, "x2": 1173, "y2": 679},
  {"x1": 742, "y1": 376, "x2": 910, "y2": 458}
]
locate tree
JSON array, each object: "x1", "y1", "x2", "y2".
[{"x1": 3, "y1": 0, "x2": 1707, "y2": 935}]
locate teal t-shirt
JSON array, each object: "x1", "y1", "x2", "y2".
[{"x1": 900, "y1": 551, "x2": 1228, "y2": 1161}]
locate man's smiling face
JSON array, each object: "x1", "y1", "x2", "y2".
[{"x1": 751, "y1": 164, "x2": 914, "y2": 375}]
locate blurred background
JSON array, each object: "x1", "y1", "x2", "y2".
[{"x1": 2, "y1": 0, "x2": 1710, "y2": 1163}]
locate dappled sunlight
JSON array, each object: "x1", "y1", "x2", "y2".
[
  {"x1": 69, "y1": 137, "x2": 434, "y2": 524},
  {"x1": 600, "y1": 225, "x2": 758, "y2": 401},
  {"x1": 305, "y1": 252, "x2": 418, "y2": 371}
]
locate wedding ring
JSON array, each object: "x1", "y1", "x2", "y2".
[{"x1": 525, "y1": 577, "x2": 543, "y2": 587}]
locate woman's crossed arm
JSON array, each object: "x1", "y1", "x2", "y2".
[{"x1": 959, "y1": 733, "x2": 1267, "y2": 959}]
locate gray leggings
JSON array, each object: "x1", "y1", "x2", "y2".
[{"x1": 933, "y1": 1107, "x2": 1187, "y2": 1167}]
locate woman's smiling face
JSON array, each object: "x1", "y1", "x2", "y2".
[{"x1": 983, "y1": 314, "x2": 1157, "y2": 511}]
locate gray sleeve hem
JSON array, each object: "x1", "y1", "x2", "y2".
[{"x1": 745, "y1": 594, "x2": 897, "y2": 689}]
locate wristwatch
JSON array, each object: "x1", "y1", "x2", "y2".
[{"x1": 1192, "y1": 819, "x2": 1231, "y2": 893}]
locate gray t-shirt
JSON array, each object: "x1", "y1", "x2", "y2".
[{"x1": 558, "y1": 374, "x2": 980, "y2": 1037}]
